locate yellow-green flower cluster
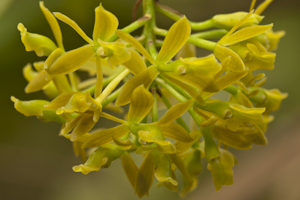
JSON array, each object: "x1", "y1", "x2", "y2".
[{"x1": 12, "y1": 0, "x2": 287, "y2": 197}]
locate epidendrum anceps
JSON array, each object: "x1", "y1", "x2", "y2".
[{"x1": 12, "y1": 0, "x2": 287, "y2": 198}]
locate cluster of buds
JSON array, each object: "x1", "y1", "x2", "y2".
[{"x1": 12, "y1": 0, "x2": 287, "y2": 197}]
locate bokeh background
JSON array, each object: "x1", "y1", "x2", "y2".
[{"x1": 1, "y1": 0, "x2": 300, "y2": 199}]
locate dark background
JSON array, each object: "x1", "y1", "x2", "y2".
[{"x1": 1, "y1": 0, "x2": 300, "y2": 199}]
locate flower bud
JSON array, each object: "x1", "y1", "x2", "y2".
[{"x1": 212, "y1": 12, "x2": 263, "y2": 30}]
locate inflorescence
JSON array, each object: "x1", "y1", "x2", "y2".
[{"x1": 12, "y1": 0, "x2": 287, "y2": 197}]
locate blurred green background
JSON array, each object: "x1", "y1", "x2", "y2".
[{"x1": 1, "y1": 0, "x2": 300, "y2": 199}]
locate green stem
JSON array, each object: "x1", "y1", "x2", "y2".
[
  {"x1": 190, "y1": 29, "x2": 228, "y2": 39},
  {"x1": 102, "y1": 86, "x2": 123, "y2": 107},
  {"x1": 156, "y1": 78, "x2": 186, "y2": 102},
  {"x1": 108, "y1": 14, "x2": 152, "y2": 42},
  {"x1": 223, "y1": 85, "x2": 238, "y2": 95},
  {"x1": 96, "y1": 69, "x2": 130, "y2": 103},
  {"x1": 68, "y1": 73, "x2": 78, "y2": 92},
  {"x1": 156, "y1": 78, "x2": 205, "y2": 126},
  {"x1": 187, "y1": 37, "x2": 216, "y2": 51},
  {"x1": 153, "y1": 27, "x2": 168, "y2": 36},
  {"x1": 143, "y1": 0, "x2": 157, "y2": 60},
  {"x1": 82, "y1": 68, "x2": 125, "y2": 95},
  {"x1": 158, "y1": 75, "x2": 191, "y2": 100},
  {"x1": 160, "y1": 93, "x2": 191, "y2": 132},
  {"x1": 154, "y1": 3, "x2": 215, "y2": 30},
  {"x1": 151, "y1": 88, "x2": 158, "y2": 122}
]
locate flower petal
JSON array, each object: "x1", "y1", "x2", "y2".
[
  {"x1": 128, "y1": 85, "x2": 154, "y2": 124},
  {"x1": 169, "y1": 154, "x2": 192, "y2": 182},
  {"x1": 202, "y1": 127, "x2": 221, "y2": 162},
  {"x1": 158, "y1": 100, "x2": 193, "y2": 125},
  {"x1": 40, "y1": 2, "x2": 63, "y2": 49},
  {"x1": 216, "y1": 71, "x2": 248, "y2": 90},
  {"x1": 122, "y1": 49, "x2": 147, "y2": 75},
  {"x1": 73, "y1": 140, "x2": 87, "y2": 162},
  {"x1": 214, "y1": 44, "x2": 245, "y2": 72},
  {"x1": 25, "y1": 70, "x2": 50, "y2": 93},
  {"x1": 93, "y1": 4, "x2": 119, "y2": 42},
  {"x1": 207, "y1": 149, "x2": 237, "y2": 191},
  {"x1": 135, "y1": 152, "x2": 155, "y2": 198},
  {"x1": 47, "y1": 44, "x2": 96, "y2": 75},
  {"x1": 158, "y1": 122, "x2": 193, "y2": 142},
  {"x1": 18, "y1": 23, "x2": 57, "y2": 57},
  {"x1": 163, "y1": 72, "x2": 219, "y2": 93},
  {"x1": 45, "y1": 92, "x2": 76, "y2": 110},
  {"x1": 155, "y1": 154, "x2": 178, "y2": 186},
  {"x1": 11, "y1": 96, "x2": 49, "y2": 117},
  {"x1": 116, "y1": 66, "x2": 159, "y2": 106},
  {"x1": 115, "y1": 30, "x2": 156, "y2": 65},
  {"x1": 218, "y1": 24, "x2": 273, "y2": 46},
  {"x1": 82, "y1": 124, "x2": 130, "y2": 148},
  {"x1": 98, "y1": 40, "x2": 131, "y2": 68},
  {"x1": 54, "y1": 12, "x2": 93, "y2": 44},
  {"x1": 211, "y1": 124, "x2": 252, "y2": 150},
  {"x1": 162, "y1": 74, "x2": 206, "y2": 106},
  {"x1": 229, "y1": 104, "x2": 265, "y2": 124},
  {"x1": 157, "y1": 17, "x2": 191, "y2": 64},
  {"x1": 121, "y1": 152, "x2": 138, "y2": 189},
  {"x1": 218, "y1": 11, "x2": 254, "y2": 43},
  {"x1": 175, "y1": 43, "x2": 196, "y2": 59},
  {"x1": 70, "y1": 114, "x2": 96, "y2": 141},
  {"x1": 255, "y1": 0, "x2": 273, "y2": 15},
  {"x1": 73, "y1": 147, "x2": 122, "y2": 174}
]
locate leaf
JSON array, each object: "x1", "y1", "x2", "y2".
[
  {"x1": 128, "y1": 85, "x2": 154, "y2": 124},
  {"x1": 82, "y1": 124, "x2": 130, "y2": 148},
  {"x1": 157, "y1": 17, "x2": 191, "y2": 64},
  {"x1": 93, "y1": 4, "x2": 119, "y2": 42}
]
